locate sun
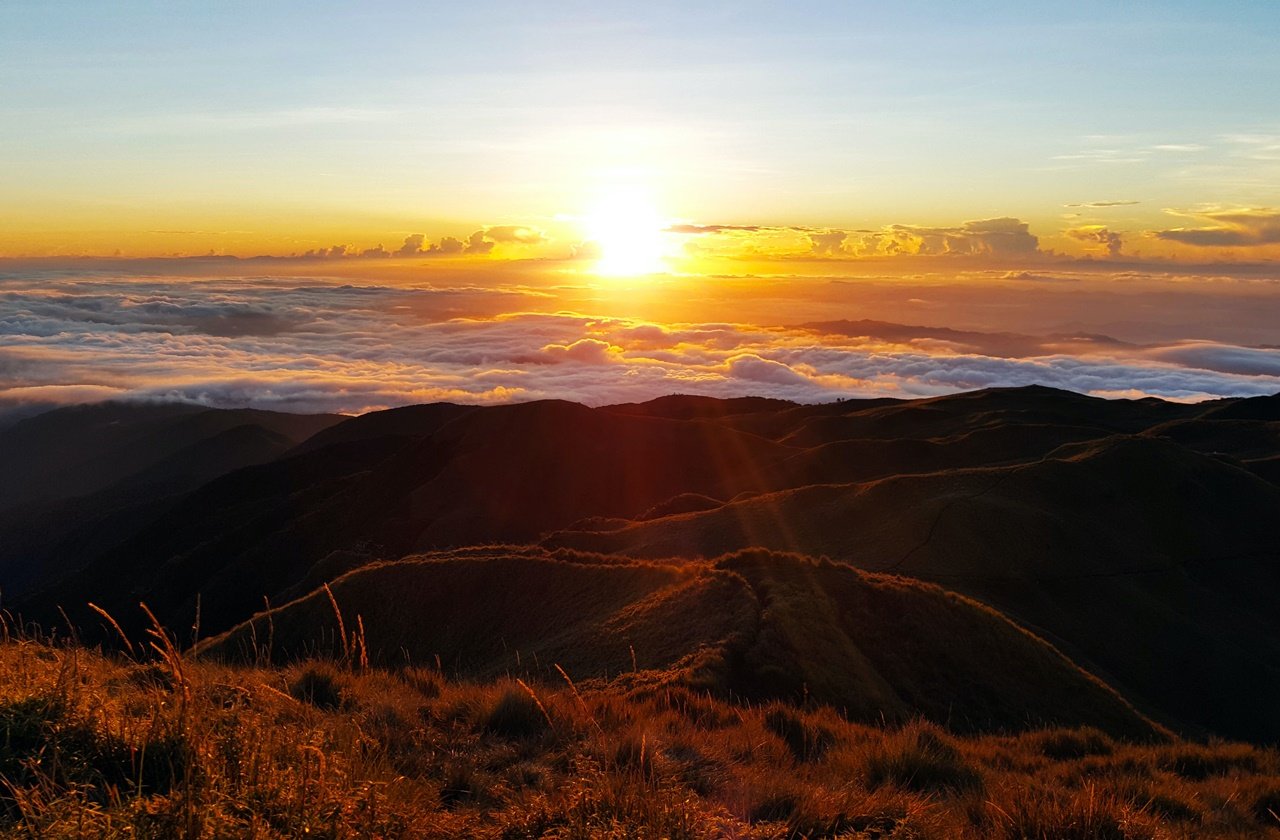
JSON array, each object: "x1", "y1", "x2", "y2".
[{"x1": 584, "y1": 187, "x2": 667, "y2": 276}]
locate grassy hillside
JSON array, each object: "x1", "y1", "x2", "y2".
[
  {"x1": 546, "y1": 437, "x2": 1280, "y2": 741},
  {"x1": 195, "y1": 549, "x2": 1157, "y2": 739},
  {"x1": 11, "y1": 388, "x2": 1265, "y2": 636},
  {"x1": 2, "y1": 637, "x2": 1278, "y2": 839},
  {"x1": 7, "y1": 387, "x2": 1279, "y2": 746}
]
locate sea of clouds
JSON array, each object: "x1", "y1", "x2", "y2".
[{"x1": 2, "y1": 267, "x2": 1279, "y2": 419}]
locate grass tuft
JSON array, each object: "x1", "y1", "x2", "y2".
[
  {"x1": 1033, "y1": 726, "x2": 1115, "y2": 760},
  {"x1": 288, "y1": 663, "x2": 347, "y2": 710},
  {"x1": 864, "y1": 721, "x2": 985, "y2": 795},
  {"x1": 994, "y1": 784, "x2": 1158, "y2": 840},
  {"x1": 1159, "y1": 743, "x2": 1261, "y2": 779},
  {"x1": 763, "y1": 705, "x2": 837, "y2": 762},
  {"x1": 482, "y1": 685, "x2": 554, "y2": 740}
]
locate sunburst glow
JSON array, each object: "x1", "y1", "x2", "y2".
[{"x1": 584, "y1": 188, "x2": 667, "y2": 276}]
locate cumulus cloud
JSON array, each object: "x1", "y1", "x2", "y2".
[
  {"x1": 726, "y1": 354, "x2": 811, "y2": 385},
  {"x1": 1066, "y1": 225, "x2": 1124, "y2": 257},
  {"x1": 808, "y1": 230, "x2": 848, "y2": 256},
  {"x1": 945, "y1": 217, "x2": 1042, "y2": 256},
  {"x1": 1154, "y1": 207, "x2": 1280, "y2": 247},
  {"x1": 668, "y1": 216, "x2": 1045, "y2": 260},
  {"x1": 296, "y1": 225, "x2": 543, "y2": 260},
  {"x1": 300, "y1": 244, "x2": 351, "y2": 259},
  {"x1": 395, "y1": 234, "x2": 427, "y2": 257},
  {"x1": 419, "y1": 231, "x2": 493, "y2": 256},
  {"x1": 831, "y1": 218, "x2": 1043, "y2": 258},
  {"x1": 535, "y1": 338, "x2": 619, "y2": 365},
  {"x1": 484, "y1": 225, "x2": 546, "y2": 244},
  {"x1": 371, "y1": 232, "x2": 491, "y2": 258},
  {"x1": 465, "y1": 230, "x2": 494, "y2": 255},
  {"x1": 431, "y1": 236, "x2": 466, "y2": 255}
]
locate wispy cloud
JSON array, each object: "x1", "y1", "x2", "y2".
[
  {"x1": 1063, "y1": 200, "x2": 1140, "y2": 208},
  {"x1": 111, "y1": 107, "x2": 400, "y2": 136},
  {"x1": 1220, "y1": 133, "x2": 1280, "y2": 161},
  {"x1": 1153, "y1": 207, "x2": 1280, "y2": 247}
]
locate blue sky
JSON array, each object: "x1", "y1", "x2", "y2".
[{"x1": 2, "y1": 1, "x2": 1278, "y2": 256}]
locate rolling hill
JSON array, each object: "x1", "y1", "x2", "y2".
[
  {"x1": 197, "y1": 547, "x2": 1158, "y2": 739},
  {"x1": 6, "y1": 386, "x2": 1279, "y2": 744}
]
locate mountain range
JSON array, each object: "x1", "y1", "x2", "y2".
[{"x1": 4, "y1": 385, "x2": 1278, "y2": 742}]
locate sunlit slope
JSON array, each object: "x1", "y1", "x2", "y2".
[
  {"x1": 23, "y1": 388, "x2": 1173, "y2": 639},
  {"x1": 546, "y1": 436, "x2": 1280, "y2": 740},
  {"x1": 198, "y1": 548, "x2": 1158, "y2": 738},
  {"x1": 31, "y1": 399, "x2": 797, "y2": 639}
]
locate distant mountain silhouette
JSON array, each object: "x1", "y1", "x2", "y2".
[
  {"x1": 0, "y1": 403, "x2": 342, "y2": 596},
  {"x1": 0, "y1": 402, "x2": 340, "y2": 511},
  {"x1": 6, "y1": 386, "x2": 1279, "y2": 742}
]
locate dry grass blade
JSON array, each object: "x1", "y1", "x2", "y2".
[
  {"x1": 515, "y1": 678, "x2": 555, "y2": 730},
  {"x1": 356, "y1": 614, "x2": 369, "y2": 673},
  {"x1": 87, "y1": 602, "x2": 134, "y2": 658},
  {"x1": 555, "y1": 662, "x2": 602, "y2": 733},
  {"x1": 323, "y1": 583, "x2": 349, "y2": 661},
  {"x1": 139, "y1": 601, "x2": 189, "y2": 701}
]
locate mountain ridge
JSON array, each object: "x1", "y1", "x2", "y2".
[{"x1": 5, "y1": 385, "x2": 1278, "y2": 742}]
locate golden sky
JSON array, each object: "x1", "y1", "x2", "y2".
[{"x1": 2, "y1": 3, "x2": 1279, "y2": 265}]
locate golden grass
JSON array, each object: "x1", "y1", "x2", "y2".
[{"x1": 2, "y1": 638, "x2": 1280, "y2": 838}]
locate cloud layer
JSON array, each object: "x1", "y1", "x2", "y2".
[{"x1": 1, "y1": 267, "x2": 1278, "y2": 418}]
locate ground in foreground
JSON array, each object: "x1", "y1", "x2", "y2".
[{"x1": 2, "y1": 641, "x2": 1279, "y2": 839}]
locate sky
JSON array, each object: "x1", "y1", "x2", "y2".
[
  {"x1": 3, "y1": 0, "x2": 1279, "y2": 260},
  {"x1": 2, "y1": 2, "x2": 1279, "y2": 415}
]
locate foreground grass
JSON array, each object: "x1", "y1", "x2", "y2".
[{"x1": 1, "y1": 640, "x2": 1279, "y2": 838}]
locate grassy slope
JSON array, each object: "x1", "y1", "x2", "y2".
[
  {"x1": 196, "y1": 549, "x2": 1157, "y2": 740},
  {"x1": 546, "y1": 437, "x2": 1280, "y2": 741},
  {"x1": 9, "y1": 388, "x2": 1279, "y2": 746},
  {"x1": 15, "y1": 388, "x2": 1269, "y2": 649},
  {"x1": 2, "y1": 639, "x2": 1279, "y2": 839}
]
